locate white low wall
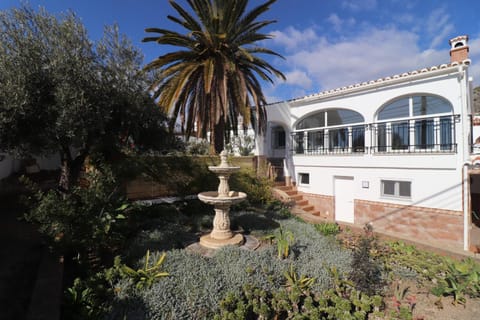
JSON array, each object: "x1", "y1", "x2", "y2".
[{"x1": 0, "y1": 153, "x2": 61, "y2": 180}]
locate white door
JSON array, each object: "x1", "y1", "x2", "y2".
[{"x1": 335, "y1": 177, "x2": 354, "y2": 223}]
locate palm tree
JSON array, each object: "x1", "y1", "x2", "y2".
[{"x1": 142, "y1": 0, "x2": 285, "y2": 154}]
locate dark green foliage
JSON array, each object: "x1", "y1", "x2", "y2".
[
  {"x1": 119, "y1": 155, "x2": 274, "y2": 205},
  {"x1": 0, "y1": 5, "x2": 177, "y2": 189},
  {"x1": 23, "y1": 165, "x2": 132, "y2": 264},
  {"x1": 349, "y1": 234, "x2": 385, "y2": 296},
  {"x1": 118, "y1": 154, "x2": 218, "y2": 196},
  {"x1": 63, "y1": 257, "x2": 125, "y2": 320}
]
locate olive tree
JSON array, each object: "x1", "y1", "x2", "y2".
[{"x1": 0, "y1": 6, "x2": 175, "y2": 189}]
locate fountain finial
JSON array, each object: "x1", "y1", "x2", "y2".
[{"x1": 219, "y1": 150, "x2": 229, "y2": 167}]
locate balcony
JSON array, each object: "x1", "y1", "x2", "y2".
[{"x1": 291, "y1": 115, "x2": 458, "y2": 155}]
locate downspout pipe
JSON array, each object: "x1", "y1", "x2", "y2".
[{"x1": 463, "y1": 162, "x2": 470, "y2": 251}]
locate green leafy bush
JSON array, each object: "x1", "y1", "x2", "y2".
[
  {"x1": 431, "y1": 257, "x2": 480, "y2": 304},
  {"x1": 230, "y1": 169, "x2": 274, "y2": 205},
  {"x1": 23, "y1": 165, "x2": 132, "y2": 264},
  {"x1": 314, "y1": 222, "x2": 341, "y2": 236},
  {"x1": 63, "y1": 257, "x2": 126, "y2": 320}
]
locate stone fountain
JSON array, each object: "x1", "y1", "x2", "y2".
[{"x1": 198, "y1": 150, "x2": 247, "y2": 249}]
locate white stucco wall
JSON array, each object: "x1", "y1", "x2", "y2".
[{"x1": 264, "y1": 64, "x2": 471, "y2": 213}]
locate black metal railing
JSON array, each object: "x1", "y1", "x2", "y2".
[
  {"x1": 371, "y1": 115, "x2": 458, "y2": 153},
  {"x1": 291, "y1": 115, "x2": 459, "y2": 155}
]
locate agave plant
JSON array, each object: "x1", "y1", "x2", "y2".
[{"x1": 121, "y1": 250, "x2": 169, "y2": 289}]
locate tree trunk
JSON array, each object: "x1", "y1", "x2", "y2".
[
  {"x1": 58, "y1": 146, "x2": 88, "y2": 191},
  {"x1": 212, "y1": 118, "x2": 225, "y2": 154},
  {"x1": 59, "y1": 147, "x2": 72, "y2": 191}
]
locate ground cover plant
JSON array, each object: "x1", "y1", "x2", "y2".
[
  {"x1": 58, "y1": 193, "x2": 480, "y2": 320},
  {"x1": 105, "y1": 210, "x2": 355, "y2": 319}
]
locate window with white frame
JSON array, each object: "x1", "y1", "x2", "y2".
[
  {"x1": 298, "y1": 173, "x2": 310, "y2": 185},
  {"x1": 381, "y1": 180, "x2": 411, "y2": 198}
]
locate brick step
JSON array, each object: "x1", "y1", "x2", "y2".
[
  {"x1": 275, "y1": 185, "x2": 292, "y2": 191},
  {"x1": 301, "y1": 205, "x2": 315, "y2": 212},
  {"x1": 274, "y1": 181, "x2": 286, "y2": 187},
  {"x1": 295, "y1": 199, "x2": 308, "y2": 206},
  {"x1": 290, "y1": 194, "x2": 303, "y2": 200},
  {"x1": 296, "y1": 212, "x2": 328, "y2": 224},
  {"x1": 285, "y1": 190, "x2": 298, "y2": 196},
  {"x1": 311, "y1": 211, "x2": 321, "y2": 216}
]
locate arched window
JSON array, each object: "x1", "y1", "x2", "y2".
[
  {"x1": 293, "y1": 108, "x2": 365, "y2": 154},
  {"x1": 375, "y1": 95, "x2": 454, "y2": 152},
  {"x1": 296, "y1": 109, "x2": 364, "y2": 129},
  {"x1": 377, "y1": 95, "x2": 452, "y2": 120}
]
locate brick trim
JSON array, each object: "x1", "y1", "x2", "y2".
[{"x1": 355, "y1": 199, "x2": 463, "y2": 250}]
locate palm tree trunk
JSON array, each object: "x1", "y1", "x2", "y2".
[{"x1": 213, "y1": 118, "x2": 225, "y2": 154}]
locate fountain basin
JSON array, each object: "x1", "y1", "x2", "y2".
[
  {"x1": 198, "y1": 191, "x2": 247, "y2": 206},
  {"x1": 208, "y1": 165, "x2": 240, "y2": 175}
]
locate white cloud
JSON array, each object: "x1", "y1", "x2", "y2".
[
  {"x1": 426, "y1": 8, "x2": 454, "y2": 48},
  {"x1": 269, "y1": 26, "x2": 455, "y2": 98},
  {"x1": 270, "y1": 26, "x2": 320, "y2": 52},
  {"x1": 342, "y1": 0, "x2": 377, "y2": 11},
  {"x1": 326, "y1": 13, "x2": 356, "y2": 33},
  {"x1": 284, "y1": 70, "x2": 313, "y2": 89},
  {"x1": 327, "y1": 14, "x2": 343, "y2": 32}
]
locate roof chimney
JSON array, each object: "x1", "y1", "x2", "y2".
[{"x1": 449, "y1": 35, "x2": 469, "y2": 63}]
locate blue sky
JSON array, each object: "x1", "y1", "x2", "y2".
[{"x1": 1, "y1": 0, "x2": 480, "y2": 103}]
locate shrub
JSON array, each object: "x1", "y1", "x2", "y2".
[
  {"x1": 230, "y1": 169, "x2": 274, "y2": 205},
  {"x1": 349, "y1": 234, "x2": 386, "y2": 296},
  {"x1": 23, "y1": 165, "x2": 132, "y2": 265},
  {"x1": 314, "y1": 222, "x2": 341, "y2": 236}
]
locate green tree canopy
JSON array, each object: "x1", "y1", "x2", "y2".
[
  {"x1": 143, "y1": 0, "x2": 285, "y2": 154},
  {"x1": 0, "y1": 5, "x2": 177, "y2": 189}
]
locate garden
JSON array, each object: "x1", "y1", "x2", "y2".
[
  {"x1": 2, "y1": 2, "x2": 480, "y2": 319},
  {"x1": 18, "y1": 154, "x2": 480, "y2": 320}
]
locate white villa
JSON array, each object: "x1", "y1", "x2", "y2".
[{"x1": 259, "y1": 35, "x2": 480, "y2": 252}]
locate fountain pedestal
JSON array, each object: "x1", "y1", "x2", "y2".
[{"x1": 198, "y1": 151, "x2": 247, "y2": 249}]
